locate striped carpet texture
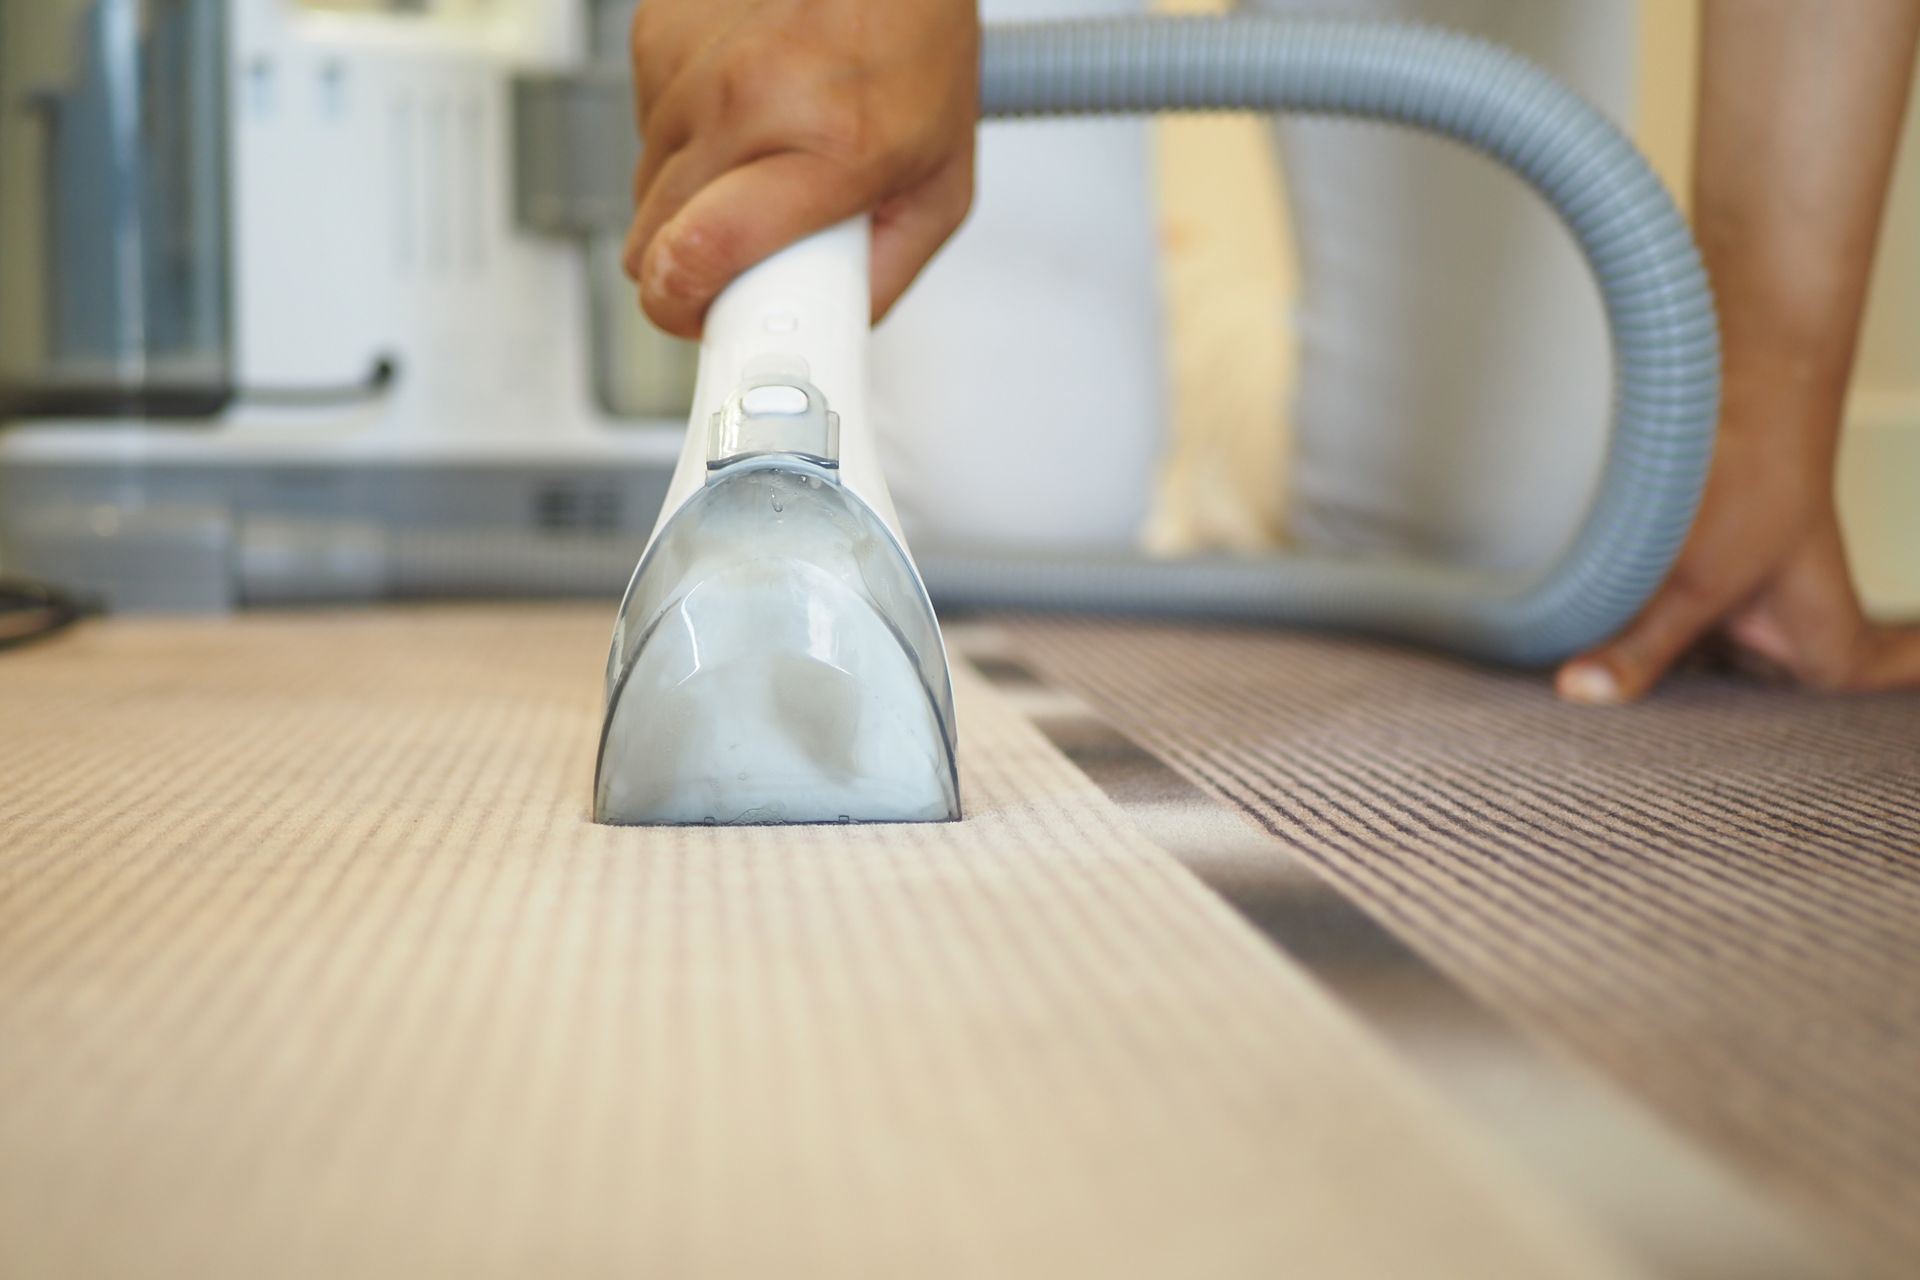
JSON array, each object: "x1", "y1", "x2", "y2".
[
  {"x1": 0, "y1": 607, "x2": 1620, "y2": 1279},
  {"x1": 1004, "y1": 617, "x2": 1920, "y2": 1276}
]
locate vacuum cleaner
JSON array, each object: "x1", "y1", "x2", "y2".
[{"x1": 594, "y1": 16, "x2": 1720, "y2": 827}]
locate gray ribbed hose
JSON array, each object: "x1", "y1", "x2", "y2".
[{"x1": 917, "y1": 17, "x2": 1720, "y2": 667}]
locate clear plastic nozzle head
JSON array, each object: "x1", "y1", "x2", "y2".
[{"x1": 594, "y1": 455, "x2": 960, "y2": 827}]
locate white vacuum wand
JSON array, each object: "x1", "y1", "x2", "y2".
[{"x1": 594, "y1": 219, "x2": 961, "y2": 827}]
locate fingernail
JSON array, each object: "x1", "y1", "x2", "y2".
[{"x1": 1558, "y1": 662, "x2": 1621, "y2": 706}]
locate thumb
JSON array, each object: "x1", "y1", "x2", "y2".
[
  {"x1": 1557, "y1": 577, "x2": 1728, "y2": 705},
  {"x1": 638, "y1": 152, "x2": 871, "y2": 339}
]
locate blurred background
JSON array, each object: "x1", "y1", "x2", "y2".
[{"x1": 1, "y1": 0, "x2": 1914, "y2": 615}]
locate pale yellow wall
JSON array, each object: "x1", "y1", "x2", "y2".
[
  {"x1": 1145, "y1": 0, "x2": 1298, "y2": 554},
  {"x1": 1633, "y1": 0, "x2": 1700, "y2": 212}
]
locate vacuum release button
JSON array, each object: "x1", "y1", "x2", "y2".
[{"x1": 741, "y1": 385, "x2": 810, "y2": 417}]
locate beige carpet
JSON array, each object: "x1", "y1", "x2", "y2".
[
  {"x1": 0, "y1": 607, "x2": 1619, "y2": 1279},
  {"x1": 1004, "y1": 616, "x2": 1920, "y2": 1277}
]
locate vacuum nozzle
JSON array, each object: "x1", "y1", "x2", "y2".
[
  {"x1": 594, "y1": 218, "x2": 960, "y2": 827},
  {"x1": 594, "y1": 456, "x2": 960, "y2": 826}
]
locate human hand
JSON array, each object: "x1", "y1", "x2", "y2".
[
  {"x1": 1556, "y1": 385, "x2": 1920, "y2": 703},
  {"x1": 1557, "y1": 0, "x2": 1920, "y2": 706},
  {"x1": 623, "y1": 0, "x2": 979, "y2": 338}
]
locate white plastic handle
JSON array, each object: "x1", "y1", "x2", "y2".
[
  {"x1": 658, "y1": 217, "x2": 903, "y2": 537},
  {"x1": 692, "y1": 217, "x2": 869, "y2": 435}
]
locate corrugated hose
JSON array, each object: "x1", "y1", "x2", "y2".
[{"x1": 914, "y1": 16, "x2": 1719, "y2": 667}]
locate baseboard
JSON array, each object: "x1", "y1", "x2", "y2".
[{"x1": 1840, "y1": 391, "x2": 1920, "y2": 621}]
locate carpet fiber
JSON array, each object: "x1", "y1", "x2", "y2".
[
  {"x1": 1004, "y1": 616, "x2": 1920, "y2": 1275},
  {"x1": 0, "y1": 607, "x2": 1618, "y2": 1279}
]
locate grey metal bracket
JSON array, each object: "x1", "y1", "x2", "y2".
[{"x1": 510, "y1": 71, "x2": 638, "y2": 236}]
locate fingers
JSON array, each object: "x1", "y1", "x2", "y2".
[
  {"x1": 1557, "y1": 575, "x2": 1737, "y2": 705},
  {"x1": 637, "y1": 151, "x2": 875, "y2": 337},
  {"x1": 624, "y1": 142, "x2": 719, "y2": 284},
  {"x1": 626, "y1": 1, "x2": 710, "y2": 124},
  {"x1": 623, "y1": 58, "x2": 708, "y2": 284},
  {"x1": 633, "y1": 143, "x2": 971, "y2": 333},
  {"x1": 624, "y1": 147, "x2": 674, "y2": 280},
  {"x1": 870, "y1": 151, "x2": 973, "y2": 322},
  {"x1": 623, "y1": 0, "x2": 981, "y2": 335}
]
